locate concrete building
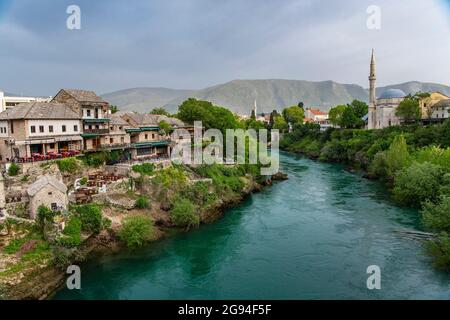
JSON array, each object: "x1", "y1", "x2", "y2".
[
  {"x1": 27, "y1": 175, "x2": 68, "y2": 219},
  {"x1": 0, "y1": 102, "x2": 82, "y2": 162},
  {"x1": 0, "y1": 91, "x2": 51, "y2": 112}
]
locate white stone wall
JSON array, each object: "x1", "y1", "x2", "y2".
[
  {"x1": 29, "y1": 185, "x2": 68, "y2": 219},
  {"x1": 27, "y1": 119, "x2": 81, "y2": 137}
]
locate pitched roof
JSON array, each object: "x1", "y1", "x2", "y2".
[
  {"x1": 27, "y1": 175, "x2": 67, "y2": 197},
  {"x1": 117, "y1": 111, "x2": 185, "y2": 127},
  {"x1": 307, "y1": 108, "x2": 328, "y2": 116},
  {"x1": 61, "y1": 89, "x2": 106, "y2": 103},
  {"x1": 434, "y1": 99, "x2": 450, "y2": 108},
  {"x1": 0, "y1": 102, "x2": 80, "y2": 120},
  {"x1": 110, "y1": 113, "x2": 129, "y2": 125}
]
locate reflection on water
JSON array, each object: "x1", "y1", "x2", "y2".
[{"x1": 54, "y1": 152, "x2": 450, "y2": 300}]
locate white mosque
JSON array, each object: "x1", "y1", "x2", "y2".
[{"x1": 367, "y1": 50, "x2": 407, "y2": 129}]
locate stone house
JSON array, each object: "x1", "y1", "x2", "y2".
[
  {"x1": 52, "y1": 89, "x2": 111, "y2": 152},
  {"x1": 27, "y1": 175, "x2": 68, "y2": 219},
  {"x1": 117, "y1": 112, "x2": 185, "y2": 159},
  {"x1": 0, "y1": 102, "x2": 83, "y2": 162}
]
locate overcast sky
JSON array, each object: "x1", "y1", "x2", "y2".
[{"x1": 1, "y1": 0, "x2": 450, "y2": 96}]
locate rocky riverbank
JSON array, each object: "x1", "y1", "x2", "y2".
[{"x1": 1, "y1": 163, "x2": 287, "y2": 300}]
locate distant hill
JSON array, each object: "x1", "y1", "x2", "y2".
[
  {"x1": 377, "y1": 81, "x2": 450, "y2": 97},
  {"x1": 102, "y1": 87, "x2": 193, "y2": 113},
  {"x1": 102, "y1": 80, "x2": 450, "y2": 115}
]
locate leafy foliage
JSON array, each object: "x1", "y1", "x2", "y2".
[
  {"x1": 132, "y1": 163, "x2": 155, "y2": 176},
  {"x1": 8, "y1": 163, "x2": 20, "y2": 176},
  {"x1": 74, "y1": 204, "x2": 103, "y2": 233},
  {"x1": 170, "y1": 197, "x2": 200, "y2": 229},
  {"x1": 135, "y1": 196, "x2": 151, "y2": 209},
  {"x1": 56, "y1": 158, "x2": 80, "y2": 173},
  {"x1": 119, "y1": 215, "x2": 153, "y2": 248}
]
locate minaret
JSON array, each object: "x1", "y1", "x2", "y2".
[
  {"x1": 251, "y1": 99, "x2": 257, "y2": 119},
  {"x1": 368, "y1": 49, "x2": 377, "y2": 129}
]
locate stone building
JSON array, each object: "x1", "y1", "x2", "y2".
[
  {"x1": 0, "y1": 102, "x2": 83, "y2": 161},
  {"x1": 367, "y1": 50, "x2": 406, "y2": 129},
  {"x1": 118, "y1": 112, "x2": 185, "y2": 159},
  {"x1": 52, "y1": 89, "x2": 111, "y2": 152},
  {"x1": 27, "y1": 175, "x2": 68, "y2": 219}
]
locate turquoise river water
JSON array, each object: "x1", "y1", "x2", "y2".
[{"x1": 54, "y1": 152, "x2": 450, "y2": 299}]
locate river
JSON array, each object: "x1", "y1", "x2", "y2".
[{"x1": 54, "y1": 152, "x2": 450, "y2": 299}]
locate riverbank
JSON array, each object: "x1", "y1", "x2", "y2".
[
  {"x1": 280, "y1": 122, "x2": 450, "y2": 271},
  {"x1": 0, "y1": 161, "x2": 287, "y2": 300}
]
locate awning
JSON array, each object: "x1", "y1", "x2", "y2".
[
  {"x1": 83, "y1": 118, "x2": 111, "y2": 123},
  {"x1": 81, "y1": 133, "x2": 99, "y2": 138},
  {"x1": 132, "y1": 141, "x2": 169, "y2": 148}
]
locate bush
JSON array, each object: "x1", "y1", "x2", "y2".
[
  {"x1": 75, "y1": 205, "x2": 103, "y2": 233},
  {"x1": 119, "y1": 215, "x2": 153, "y2": 248},
  {"x1": 170, "y1": 198, "x2": 199, "y2": 229},
  {"x1": 135, "y1": 196, "x2": 150, "y2": 209},
  {"x1": 132, "y1": 163, "x2": 155, "y2": 176},
  {"x1": 79, "y1": 177, "x2": 88, "y2": 185},
  {"x1": 37, "y1": 205, "x2": 56, "y2": 233},
  {"x1": 386, "y1": 134, "x2": 410, "y2": 177},
  {"x1": 368, "y1": 151, "x2": 388, "y2": 178},
  {"x1": 422, "y1": 196, "x2": 450, "y2": 232},
  {"x1": 393, "y1": 162, "x2": 443, "y2": 207},
  {"x1": 59, "y1": 216, "x2": 82, "y2": 248},
  {"x1": 8, "y1": 163, "x2": 20, "y2": 176},
  {"x1": 56, "y1": 158, "x2": 80, "y2": 173},
  {"x1": 426, "y1": 233, "x2": 450, "y2": 272}
]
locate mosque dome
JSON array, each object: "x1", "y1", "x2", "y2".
[{"x1": 379, "y1": 89, "x2": 406, "y2": 99}]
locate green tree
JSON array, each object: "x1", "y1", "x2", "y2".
[
  {"x1": 396, "y1": 96, "x2": 421, "y2": 123},
  {"x1": 151, "y1": 107, "x2": 170, "y2": 116},
  {"x1": 110, "y1": 105, "x2": 119, "y2": 114},
  {"x1": 170, "y1": 198, "x2": 199, "y2": 229},
  {"x1": 341, "y1": 107, "x2": 362, "y2": 128},
  {"x1": 177, "y1": 98, "x2": 238, "y2": 133},
  {"x1": 273, "y1": 115, "x2": 288, "y2": 132},
  {"x1": 37, "y1": 205, "x2": 56, "y2": 235},
  {"x1": 422, "y1": 196, "x2": 450, "y2": 232},
  {"x1": 7, "y1": 163, "x2": 20, "y2": 176},
  {"x1": 75, "y1": 204, "x2": 103, "y2": 233},
  {"x1": 158, "y1": 120, "x2": 173, "y2": 135},
  {"x1": 269, "y1": 110, "x2": 279, "y2": 128},
  {"x1": 328, "y1": 105, "x2": 347, "y2": 127},
  {"x1": 119, "y1": 215, "x2": 153, "y2": 248},
  {"x1": 349, "y1": 100, "x2": 369, "y2": 118},
  {"x1": 282, "y1": 106, "x2": 304, "y2": 126},
  {"x1": 393, "y1": 162, "x2": 443, "y2": 207},
  {"x1": 386, "y1": 134, "x2": 410, "y2": 177}
]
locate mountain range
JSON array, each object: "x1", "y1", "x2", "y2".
[{"x1": 102, "y1": 80, "x2": 450, "y2": 115}]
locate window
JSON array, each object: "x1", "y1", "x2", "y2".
[
  {"x1": 152, "y1": 133, "x2": 155, "y2": 139},
  {"x1": 87, "y1": 110, "x2": 91, "y2": 117},
  {"x1": 119, "y1": 126, "x2": 123, "y2": 130},
  {"x1": 48, "y1": 192, "x2": 53, "y2": 196},
  {"x1": 145, "y1": 134, "x2": 148, "y2": 139},
  {"x1": 74, "y1": 125, "x2": 78, "y2": 132},
  {"x1": 62, "y1": 125, "x2": 67, "y2": 132},
  {"x1": 110, "y1": 126, "x2": 114, "y2": 131},
  {"x1": 10, "y1": 122, "x2": 14, "y2": 134},
  {"x1": 95, "y1": 125, "x2": 100, "y2": 129},
  {"x1": 49, "y1": 125, "x2": 54, "y2": 133},
  {"x1": 110, "y1": 138, "x2": 114, "y2": 144},
  {"x1": 88, "y1": 125, "x2": 92, "y2": 129},
  {"x1": 50, "y1": 143, "x2": 55, "y2": 149},
  {"x1": 39, "y1": 126, "x2": 44, "y2": 133},
  {"x1": 121, "y1": 137, "x2": 124, "y2": 143},
  {"x1": 30, "y1": 126, "x2": 36, "y2": 133},
  {"x1": 51, "y1": 203, "x2": 57, "y2": 211}
]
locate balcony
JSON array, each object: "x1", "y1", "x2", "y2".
[
  {"x1": 83, "y1": 129, "x2": 109, "y2": 135},
  {"x1": 84, "y1": 143, "x2": 131, "y2": 151}
]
